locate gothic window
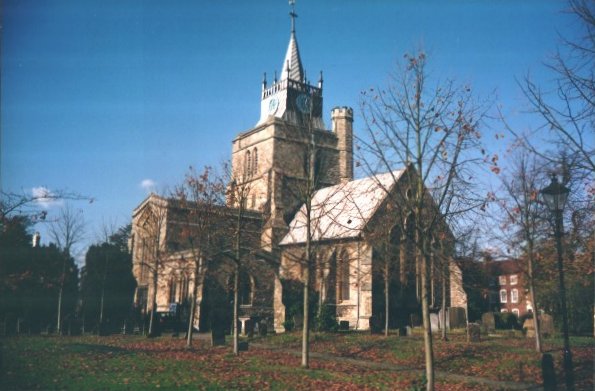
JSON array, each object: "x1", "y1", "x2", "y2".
[
  {"x1": 239, "y1": 270, "x2": 254, "y2": 306},
  {"x1": 510, "y1": 274, "x2": 518, "y2": 285},
  {"x1": 244, "y1": 150, "x2": 251, "y2": 178},
  {"x1": 337, "y1": 250, "x2": 350, "y2": 301},
  {"x1": 252, "y1": 148, "x2": 258, "y2": 176},
  {"x1": 511, "y1": 308, "x2": 519, "y2": 316},
  {"x1": 168, "y1": 279, "x2": 178, "y2": 304},
  {"x1": 180, "y1": 275, "x2": 190, "y2": 301}
]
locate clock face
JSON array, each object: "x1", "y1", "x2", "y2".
[
  {"x1": 296, "y1": 93, "x2": 312, "y2": 113},
  {"x1": 268, "y1": 97, "x2": 279, "y2": 114}
]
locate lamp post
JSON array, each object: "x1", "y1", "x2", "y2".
[{"x1": 540, "y1": 174, "x2": 574, "y2": 391}]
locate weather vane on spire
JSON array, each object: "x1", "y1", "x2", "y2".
[{"x1": 289, "y1": 0, "x2": 297, "y2": 33}]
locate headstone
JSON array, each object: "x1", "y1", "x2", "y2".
[
  {"x1": 405, "y1": 326, "x2": 412, "y2": 336},
  {"x1": 481, "y1": 312, "x2": 495, "y2": 333},
  {"x1": 430, "y1": 313, "x2": 440, "y2": 332},
  {"x1": 523, "y1": 318, "x2": 535, "y2": 338},
  {"x1": 258, "y1": 320, "x2": 268, "y2": 336},
  {"x1": 211, "y1": 327, "x2": 226, "y2": 346},
  {"x1": 540, "y1": 314, "x2": 554, "y2": 338},
  {"x1": 467, "y1": 322, "x2": 481, "y2": 342},
  {"x1": 238, "y1": 341, "x2": 249, "y2": 351},
  {"x1": 245, "y1": 319, "x2": 254, "y2": 338},
  {"x1": 438, "y1": 309, "x2": 450, "y2": 331},
  {"x1": 448, "y1": 307, "x2": 467, "y2": 329},
  {"x1": 410, "y1": 314, "x2": 421, "y2": 327},
  {"x1": 369, "y1": 316, "x2": 382, "y2": 334}
]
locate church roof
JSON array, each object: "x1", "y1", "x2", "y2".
[
  {"x1": 280, "y1": 31, "x2": 304, "y2": 82},
  {"x1": 280, "y1": 170, "x2": 406, "y2": 245}
]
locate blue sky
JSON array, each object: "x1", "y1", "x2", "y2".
[{"x1": 1, "y1": 0, "x2": 579, "y2": 255}]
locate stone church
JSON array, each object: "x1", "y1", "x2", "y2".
[{"x1": 131, "y1": 9, "x2": 467, "y2": 334}]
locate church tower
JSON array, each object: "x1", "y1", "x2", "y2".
[{"x1": 230, "y1": 2, "x2": 353, "y2": 251}]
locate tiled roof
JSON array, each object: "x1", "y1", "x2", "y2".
[{"x1": 280, "y1": 170, "x2": 405, "y2": 245}]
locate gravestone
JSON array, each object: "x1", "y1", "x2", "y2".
[
  {"x1": 245, "y1": 319, "x2": 254, "y2": 338},
  {"x1": 211, "y1": 312, "x2": 226, "y2": 346},
  {"x1": 410, "y1": 314, "x2": 421, "y2": 327},
  {"x1": 405, "y1": 326, "x2": 412, "y2": 336},
  {"x1": 369, "y1": 316, "x2": 382, "y2": 334},
  {"x1": 258, "y1": 320, "x2": 268, "y2": 336},
  {"x1": 438, "y1": 309, "x2": 450, "y2": 331},
  {"x1": 467, "y1": 323, "x2": 481, "y2": 342},
  {"x1": 523, "y1": 318, "x2": 536, "y2": 338},
  {"x1": 211, "y1": 327, "x2": 226, "y2": 346},
  {"x1": 449, "y1": 307, "x2": 467, "y2": 329},
  {"x1": 540, "y1": 314, "x2": 554, "y2": 337},
  {"x1": 481, "y1": 312, "x2": 495, "y2": 333},
  {"x1": 430, "y1": 313, "x2": 440, "y2": 332}
]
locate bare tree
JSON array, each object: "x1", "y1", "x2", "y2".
[
  {"x1": 48, "y1": 204, "x2": 86, "y2": 334},
  {"x1": 509, "y1": 0, "x2": 594, "y2": 174},
  {"x1": 358, "y1": 52, "x2": 490, "y2": 390},
  {"x1": 494, "y1": 152, "x2": 548, "y2": 352},
  {"x1": 175, "y1": 166, "x2": 227, "y2": 348}
]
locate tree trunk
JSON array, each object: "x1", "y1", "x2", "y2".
[
  {"x1": 421, "y1": 241, "x2": 435, "y2": 390},
  {"x1": 302, "y1": 263, "x2": 310, "y2": 368},
  {"x1": 233, "y1": 263, "x2": 240, "y2": 355},
  {"x1": 527, "y1": 241, "x2": 542, "y2": 353},
  {"x1": 56, "y1": 254, "x2": 67, "y2": 335},
  {"x1": 148, "y1": 269, "x2": 158, "y2": 337},
  {"x1": 186, "y1": 257, "x2": 203, "y2": 348},
  {"x1": 384, "y1": 258, "x2": 390, "y2": 337},
  {"x1": 441, "y1": 256, "x2": 448, "y2": 341}
]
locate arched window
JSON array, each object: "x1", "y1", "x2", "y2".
[
  {"x1": 239, "y1": 270, "x2": 254, "y2": 306},
  {"x1": 244, "y1": 150, "x2": 251, "y2": 178},
  {"x1": 252, "y1": 148, "x2": 258, "y2": 176},
  {"x1": 336, "y1": 250, "x2": 350, "y2": 301},
  {"x1": 168, "y1": 278, "x2": 178, "y2": 304}
]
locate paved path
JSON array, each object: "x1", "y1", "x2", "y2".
[{"x1": 251, "y1": 342, "x2": 544, "y2": 391}]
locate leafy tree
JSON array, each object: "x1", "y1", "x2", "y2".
[
  {"x1": 0, "y1": 216, "x2": 76, "y2": 334},
  {"x1": 80, "y1": 228, "x2": 136, "y2": 334}
]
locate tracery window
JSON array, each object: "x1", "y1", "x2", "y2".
[
  {"x1": 337, "y1": 250, "x2": 350, "y2": 301},
  {"x1": 252, "y1": 148, "x2": 258, "y2": 176},
  {"x1": 244, "y1": 150, "x2": 251, "y2": 178}
]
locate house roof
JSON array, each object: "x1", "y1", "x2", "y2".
[
  {"x1": 486, "y1": 259, "x2": 523, "y2": 275},
  {"x1": 280, "y1": 169, "x2": 405, "y2": 245}
]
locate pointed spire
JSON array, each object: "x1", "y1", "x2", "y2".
[{"x1": 281, "y1": 0, "x2": 304, "y2": 82}]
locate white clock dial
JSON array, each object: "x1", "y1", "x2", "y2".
[{"x1": 268, "y1": 97, "x2": 279, "y2": 114}]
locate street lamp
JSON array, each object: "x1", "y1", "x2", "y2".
[{"x1": 540, "y1": 174, "x2": 574, "y2": 391}]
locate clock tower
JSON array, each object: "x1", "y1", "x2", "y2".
[
  {"x1": 256, "y1": 4, "x2": 324, "y2": 130},
  {"x1": 230, "y1": 1, "x2": 353, "y2": 253}
]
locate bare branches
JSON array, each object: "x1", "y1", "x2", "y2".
[{"x1": 511, "y1": 0, "x2": 595, "y2": 174}]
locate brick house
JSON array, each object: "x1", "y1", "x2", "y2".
[{"x1": 486, "y1": 259, "x2": 532, "y2": 317}]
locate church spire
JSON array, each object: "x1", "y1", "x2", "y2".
[{"x1": 281, "y1": 0, "x2": 304, "y2": 82}]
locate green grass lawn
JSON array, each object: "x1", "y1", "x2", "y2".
[{"x1": 0, "y1": 332, "x2": 592, "y2": 390}]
